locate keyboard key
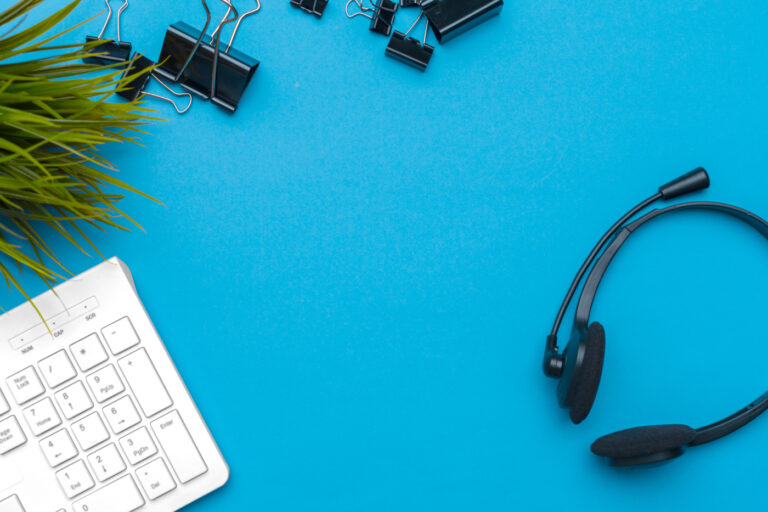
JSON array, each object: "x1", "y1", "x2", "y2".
[
  {"x1": 54, "y1": 382, "x2": 93, "y2": 420},
  {"x1": 0, "y1": 416, "x2": 27, "y2": 454},
  {"x1": 72, "y1": 413, "x2": 110, "y2": 451},
  {"x1": 103, "y1": 396, "x2": 140, "y2": 434},
  {"x1": 151, "y1": 410, "x2": 207, "y2": 483},
  {"x1": 73, "y1": 474, "x2": 145, "y2": 512},
  {"x1": 23, "y1": 397, "x2": 61, "y2": 436},
  {"x1": 101, "y1": 317, "x2": 140, "y2": 355},
  {"x1": 119, "y1": 349, "x2": 172, "y2": 417},
  {"x1": 86, "y1": 365, "x2": 125, "y2": 403},
  {"x1": 56, "y1": 460, "x2": 95, "y2": 499},
  {"x1": 87, "y1": 443, "x2": 126, "y2": 482},
  {"x1": 70, "y1": 334, "x2": 108, "y2": 372},
  {"x1": 136, "y1": 457, "x2": 176, "y2": 500},
  {"x1": 0, "y1": 495, "x2": 24, "y2": 512},
  {"x1": 40, "y1": 429, "x2": 78, "y2": 467},
  {"x1": 0, "y1": 390, "x2": 9, "y2": 416},
  {"x1": 120, "y1": 427, "x2": 157, "y2": 465},
  {"x1": 38, "y1": 350, "x2": 77, "y2": 389},
  {"x1": 6, "y1": 367, "x2": 44, "y2": 405}
]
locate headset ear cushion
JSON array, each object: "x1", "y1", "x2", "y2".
[
  {"x1": 591, "y1": 425, "x2": 696, "y2": 465},
  {"x1": 568, "y1": 322, "x2": 605, "y2": 424}
]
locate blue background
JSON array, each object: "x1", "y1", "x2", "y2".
[{"x1": 9, "y1": 0, "x2": 768, "y2": 510}]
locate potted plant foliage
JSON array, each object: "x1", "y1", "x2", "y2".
[{"x1": 0, "y1": 0, "x2": 155, "y2": 313}]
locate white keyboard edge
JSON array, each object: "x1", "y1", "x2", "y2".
[{"x1": 0, "y1": 257, "x2": 230, "y2": 512}]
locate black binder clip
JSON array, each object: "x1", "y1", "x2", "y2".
[
  {"x1": 116, "y1": 54, "x2": 193, "y2": 114},
  {"x1": 421, "y1": 0, "x2": 503, "y2": 43},
  {"x1": 83, "y1": 0, "x2": 132, "y2": 66},
  {"x1": 400, "y1": 0, "x2": 421, "y2": 7},
  {"x1": 385, "y1": 10, "x2": 434, "y2": 71},
  {"x1": 155, "y1": 0, "x2": 260, "y2": 113},
  {"x1": 290, "y1": 0, "x2": 329, "y2": 18},
  {"x1": 345, "y1": 0, "x2": 398, "y2": 36}
]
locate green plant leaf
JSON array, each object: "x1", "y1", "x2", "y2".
[{"x1": 0, "y1": 0, "x2": 158, "y2": 314}]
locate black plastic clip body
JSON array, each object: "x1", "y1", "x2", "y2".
[
  {"x1": 116, "y1": 55, "x2": 154, "y2": 101},
  {"x1": 83, "y1": 37, "x2": 132, "y2": 65},
  {"x1": 115, "y1": 53, "x2": 193, "y2": 114},
  {"x1": 155, "y1": 22, "x2": 259, "y2": 113},
  {"x1": 400, "y1": 0, "x2": 420, "y2": 7},
  {"x1": 290, "y1": 0, "x2": 329, "y2": 17},
  {"x1": 369, "y1": 0, "x2": 398, "y2": 35},
  {"x1": 385, "y1": 31, "x2": 434, "y2": 71},
  {"x1": 83, "y1": 1, "x2": 132, "y2": 66},
  {"x1": 421, "y1": 0, "x2": 503, "y2": 43}
]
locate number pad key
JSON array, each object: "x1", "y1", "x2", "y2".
[
  {"x1": 54, "y1": 382, "x2": 93, "y2": 420},
  {"x1": 56, "y1": 459, "x2": 95, "y2": 499},
  {"x1": 119, "y1": 349, "x2": 172, "y2": 418},
  {"x1": 70, "y1": 334, "x2": 108, "y2": 372},
  {"x1": 23, "y1": 397, "x2": 61, "y2": 436},
  {"x1": 6, "y1": 367, "x2": 45, "y2": 405},
  {"x1": 38, "y1": 350, "x2": 77, "y2": 389},
  {"x1": 136, "y1": 458, "x2": 176, "y2": 500},
  {"x1": 151, "y1": 410, "x2": 207, "y2": 483},
  {"x1": 72, "y1": 412, "x2": 110, "y2": 451},
  {"x1": 86, "y1": 365, "x2": 125, "y2": 403},
  {"x1": 103, "y1": 396, "x2": 140, "y2": 434},
  {"x1": 40, "y1": 429, "x2": 78, "y2": 467},
  {"x1": 0, "y1": 416, "x2": 27, "y2": 454},
  {"x1": 101, "y1": 317, "x2": 140, "y2": 355},
  {"x1": 0, "y1": 495, "x2": 23, "y2": 512},
  {"x1": 73, "y1": 475, "x2": 145, "y2": 512},
  {"x1": 0, "y1": 390, "x2": 9, "y2": 416},
  {"x1": 87, "y1": 443, "x2": 126, "y2": 482},
  {"x1": 119, "y1": 427, "x2": 157, "y2": 465}
]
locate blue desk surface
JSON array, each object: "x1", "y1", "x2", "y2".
[{"x1": 11, "y1": 0, "x2": 768, "y2": 510}]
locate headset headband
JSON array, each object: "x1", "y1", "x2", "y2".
[
  {"x1": 572, "y1": 201, "x2": 768, "y2": 450},
  {"x1": 573, "y1": 201, "x2": 768, "y2": 327},
  {"x1": 542, "y1": 172, "x2": 768, "y2": 464},
  {"x1": 543, "y1": 169, "x2": 712, "y2": 377}
]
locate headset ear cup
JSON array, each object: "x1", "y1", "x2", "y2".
[
  {"x1": 591, "y1": 425, "x2": 696, "y2": 466},
  {"x1": 566, "y1": 322, "x2": 606, "y2": 424}
]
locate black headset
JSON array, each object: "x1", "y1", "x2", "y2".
[{"x1": 542, "y1": 168, "x2": 768, "y2": 467}]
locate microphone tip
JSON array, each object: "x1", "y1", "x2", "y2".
[{"x1": 659, "y1": 168, "x2": 710, "y2": 200}]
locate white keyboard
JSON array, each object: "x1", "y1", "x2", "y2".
[{"x1": 0, "y1": 258, "x2": 229, "y2": 511}]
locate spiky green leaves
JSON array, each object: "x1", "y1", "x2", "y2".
[{"x1": 0, "y1": 0, "x2": 158, "y2": 311}]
